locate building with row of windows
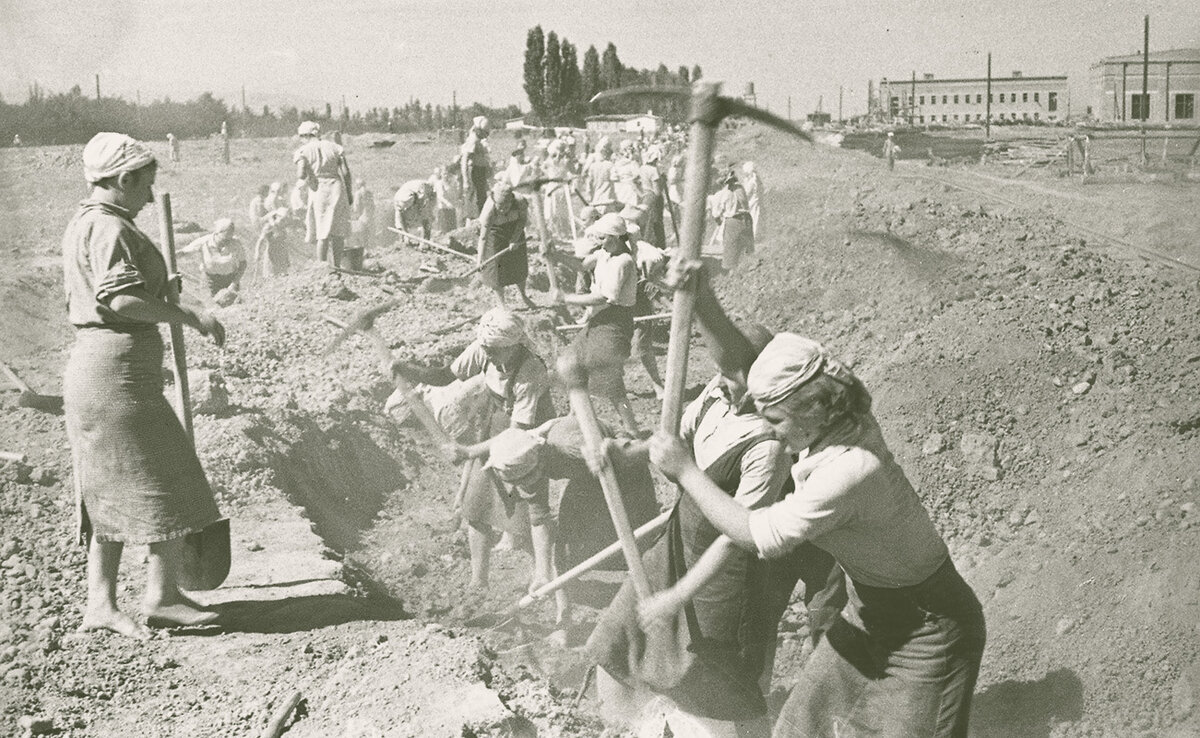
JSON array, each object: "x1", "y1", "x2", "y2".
[
  {"x1": 1089, "y1": 48, "x2": 1199, "y2": 124},
  {"x1": 877, "y1": 72, "x2": 1068, "y2": 125}
]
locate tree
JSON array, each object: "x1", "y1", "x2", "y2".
[
  {"x1": 543, "y1": 31, "x2": 562, "y2": 124},
  {"x1": 523, "y1": 26, "x2": 546, "y2": 122},
  {"x1": 559, "y1": 39, "x2": 583, "y2": 125},
  {"x1": 678, "y1": 66, "x2": 690, "y2": 85},
  {"x1": 691, "y1": 65, "x2": 703, "y2": 82},
  {"x1": 600, "y1": 42, "x2": 623, "y2": 91},
  {"x1": 581, "y1": 45, "x2": 601, "y2": 105}
]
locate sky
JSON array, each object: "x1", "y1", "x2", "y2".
[{"x1": 2, "y1": 0, "x2": 1197, "y2": 119}]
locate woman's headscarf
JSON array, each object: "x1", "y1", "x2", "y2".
[
  {"x1": 483, "y1": 427, "x2": 545, "y2": 482},
  {"x1": 82, "y1": 132, "x2": 156, "y2": 184},
  {"x1": 476, "y1": 307, "x2": 527, "y2": 349},
  {"x1": 747, "y1": 333, "x2": 858, "y2": 408}
]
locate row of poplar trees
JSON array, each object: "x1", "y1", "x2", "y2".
[{"x1": 523, "y1": 26, "x2": 701, "y2": 127}]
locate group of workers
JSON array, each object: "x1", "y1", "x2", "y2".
[{"x1": 59, "y1": 127, "x2": 985, "y2": 738}]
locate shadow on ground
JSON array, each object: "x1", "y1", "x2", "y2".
[{"x1": 969, "y1": 668, "x2": 1084, "y2": 738}]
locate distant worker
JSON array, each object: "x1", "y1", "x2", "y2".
[
  {"x1": 637, "y1": 147, "x2": 667, "y2": 250},
  {"x1": 709, "y1": 170, "x2": 754, "y2": 272},
  {"x1": 460, "y1": 116, "x2": 493, "y2": 220},
  {"x1": 180, "y1": 218, "x2": 247, "y2": 302},
  {"x1": 612, "y1": 139, "x2": 644, "y2": 209},
  {"x1": 883, "y1": 131, "x2": 901, "y2": 171},
  {"x1": 220, "y1": 121, "x2": 230, "y2": 165},
  {"x1": 429, "y1": 166, "x2": 459, "y2": 234},
  {"x1": 393, "y1": 178, "x2": 435, "y2": 241},
  {"x1": 293, "y1": 120, "x2": 354, "y2": 267},
  {"x1": 12, "y1": 134, "x2": 22, "y2": 147},
  {"x1": 477, "y1": 180, "x2": 536, "y2": 309},
  {"x1": 248, "y1": 185, "x2": 269, "y2": 234},
  {"x1": 583, "y1": 137, "x2": 618, "y2": 214},
  {"x1": 741, "y1": 161, "x2": 764, "y2": 240},
  {"x1": 166, "y1": 133, "x2": 181, "y2": 163},
  {"x1": 347, "y1": 179, "x2": 374, "y2": 271},
  {"x1": 253, "y1": 207, "x2": 292, "y2": 278},
  {"x1": 665, "y1": 151, "x2": 685, "y2": 225},
  {"x1": 264, "y1": 181, "x2": 285, "y2": 212}
]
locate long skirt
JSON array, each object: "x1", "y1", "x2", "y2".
[
  {"x1": 544, "y1": 184, "x2": 574, "y2": 242},
  {"x1": 306, "y1": 177, "x2": 351, "y2": 241},
  {"x1": 774, "y1": 558, "x2": 986, "y2": 738},
  {"x1": 64, "y1": 327, "x2": 221, "y2": 545},
  {"x1": 480, "y1": 216, "x2": 529, "y2": 289},
  {"x1": 569, "y1": 304, "x2": 633, "y2": 399},
  {"x1": 719, "y1": 213, "x2": 754, "y2": 272}
]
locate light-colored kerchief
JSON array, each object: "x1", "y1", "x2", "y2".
[
  {"x1": 484, "y1": 428, "x2": 544, "y2": 482},
  {"x1": 747, "y1": 333, "x2": 857, "y2": 407},
  {"x1": 82, "y1": 132, "x2": 156, "y2": 184},
  {"x1": 476, "y1": 308, "x2": 527, "y2": 349}
]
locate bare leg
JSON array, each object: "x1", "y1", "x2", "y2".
[
  {"x1": 317, "y1": 238, "x2": 330, "y2": 263},
  {"x1": 80, "y1": 538, "x2": 149, "y2": 640},
  {"x1": 634, "y1": 328, "x2": 665, "y2": 399},
  {"x1": 143, "y1": 537, "x2": 218, "y2": 627},
  {"x1": 467, "y1": 522, "x2": 492, "y2": 589}
]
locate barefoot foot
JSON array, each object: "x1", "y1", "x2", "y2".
[
  {"x1": 143, "y1": 602, "x2": 220, "y2": 628},
  {"x1": 80, "y1": 608, "x2": 150, "y2": 640}
]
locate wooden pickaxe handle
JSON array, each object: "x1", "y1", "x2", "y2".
[
  {"x1": 388, "y1": 226, "x2": 474, "y2": 262},
  {"x1": 472, "y1": 244, "x2": 515, "y2": 273},
  {"x1": 559, "y1": 354, "x2": 653, "y2": 600}
]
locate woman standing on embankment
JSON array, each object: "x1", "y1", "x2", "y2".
[{"x1": 62, "y1": 133, "x2": 226, "y2": 638}]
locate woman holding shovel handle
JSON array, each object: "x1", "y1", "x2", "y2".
[
  {"x1": 62, "y1": 133, "x2": 226, "y2": 639},
  {"x1": 645, "y1": 258, "x2": 986, "y2": 738}
]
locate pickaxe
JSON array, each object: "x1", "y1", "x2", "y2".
[
  {"x1": 591, "y1": 81, "x2": 810, "y2": 432},
  {"x1": 322, "y1": 303, "x2": 455, "y2": 449},
  {"x1": 388, "y1": 226, "x2": 474, "y2": 262},
  {"x1": 580, "y1": 81, "x2": 811, "y2": 688}
]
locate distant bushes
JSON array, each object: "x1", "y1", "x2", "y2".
[{"x1": 0, "y1": 83, "x2": 520, "y2": 147}]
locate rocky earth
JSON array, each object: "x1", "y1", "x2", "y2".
[{"x1": 0, "y1": 130, "x2": 1197, "y2": 737}]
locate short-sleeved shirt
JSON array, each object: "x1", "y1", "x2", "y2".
[
  {"x1": 293, "y1": 139, "x2": 347, "y2": 180},
  {"x1": 450, "y1": 341, "x2": 551, "y2": 427},
  {"x1": 62, "y1": 200, "x2": 168, "y2": 328},
  {"x1": 682, "y1": 377, "x2": 791, "y2": 511},
  {"x1": 185, "y1": 233, "x2": 246, "y2": 276},
  {"x1": 591, "y1": 250, "x2": 637, "y2": 308},
  {"x1": 747, "y1": 416, "x2": 949, "y2": 588},
  {"x1": 709, "y1": 186, "x2": 751, "y2": 220},
  {"x1": 585, "y1": 159, "x2": 617, "y2": 206}
]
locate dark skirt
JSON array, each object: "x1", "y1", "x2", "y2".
[
  {"x1": 775, "y1": 558, "x2": 986, "y2": 738},
  {"x1": 569, "y1": 304, "x2": 634, "y2": 398},
  {"x1": 64, "y1": 327, "x2": 221, "y2": 545},
  {"x1": 586, "y1": 497, "x2": 844, "y2": 722},
  {"x1": 480, "y1": 216, "x2": 529, "y2": 289}
]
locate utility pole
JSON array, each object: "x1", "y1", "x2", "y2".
[
  {"x1": 838, "y1": 86, "x2": 843, "y2": 124},
  {"x1": 95, "y1": 74, "x2": 101, "y2": 101},
  {"x1": 985, "y1": 53, "x2": 992, "y2": 141},
  {"x1": 910, "y1": 71, "x2": 916, "y2": 126},
  {"x1": 1141, "y1": 14, "x2": 1149, "y2": 164},
  {"x1": 787, "y1": 96, "x2": 792, "y2": 121},
  {"x1": 242, "y1": 85, "x2": 247, "y2": 113}
]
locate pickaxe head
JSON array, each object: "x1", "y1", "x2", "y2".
[
  {"x1": 591, "y1": 81, "x2": 811, "y2": 142},
  {"x1": 510, "y1": 176, "x2": 568, "y2": 195},
  {"x1": 322, "y1": 299, "x2": 399, "y2": 358}
]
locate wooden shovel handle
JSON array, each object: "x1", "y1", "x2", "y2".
[{"x1": 157, "y1": 194, "x2": 194, "y2": 440}]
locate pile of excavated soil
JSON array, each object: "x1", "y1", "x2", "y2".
[{"x1": 0, "y1": 128, "x2": 1197, "y2": 736}]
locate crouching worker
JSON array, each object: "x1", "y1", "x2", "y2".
[
  {"x1": 180, "y1": 218, "x2": 246, "y2": 305},
  {"x1": 391, "y1": 308, "x2": 555, "y2": 592},
  {"x1": 447, "y1": 416, "x2": 660, "y2": 633}
]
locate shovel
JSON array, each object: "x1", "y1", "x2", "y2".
[{"x1": 1, "y1": 361, "x2": 63, "y2": 414}]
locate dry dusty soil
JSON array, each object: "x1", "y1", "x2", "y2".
[{"x1": 0, "y1": 128, "x2": 1197, "y2": 737}]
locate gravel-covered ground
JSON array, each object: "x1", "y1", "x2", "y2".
[{"x1": 0, "y1": 129, "x2": 1197, "y2": 737}]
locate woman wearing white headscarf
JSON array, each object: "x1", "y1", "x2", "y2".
[
  {"x1": 293, "y1": 120, "x2": 354, "y2": 267},
  {"x1": 460, "y1": 116, "x2": 493, "y2": 219},
  {"x1": 62, "y1": 133, "x2": 227, "y2": 638},
  {"x1": 646, "y1": 267, "x2": 985, "y2": 737},
  {"x1": 477, "y1": 180, "x2": 535, "y2": 309},
  {"x1": 393, "y1": 308, "x2": 556, "y2": 590}
]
